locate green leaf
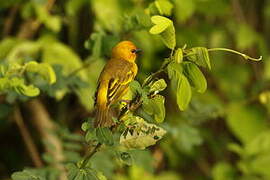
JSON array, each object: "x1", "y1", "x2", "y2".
[
  {"x1": 0, "y1": 77, "x2": 10, "y2": 91},
  {"x1": 148, "y1": 2, "x2": 160, "y2": 15},
  {"x1": 66, "y1": 163, "x2": 105, "y2": 180},
  {"x1": 245, "y1": 130, "x2": 270, "y2": 156},
  {"x1": 40, "y1": 37, "x2": 93, "y2": 109},
  {"x1": 186, "y1": 47, "x2": 211, "y2": 70},
  {"x1": 177, "y1": 75, "x2": 192, "y2": 111},
  {"x1": 65, "y1": 0, "x2": 87, "y2": 16},
  {"x1": 149, "y1": 79, "x2": 167, "y2": 93},
  {"x1": 149, "y1": 16, "x2": 172, "y2": 34},
  {"x1": 6, "y1": 41, "x2": 41, "y2": 63},
  {"x1": 174, "y1": 48, "x2": 183, "y2": 63},
  {"x1": 142, "y1": 99, "x2": 154, "y2": 116},
  {"x1": 85, "y1": 130, "x2": 96, "y2": 142},
  {"x1": 167, "y1": 62, "x2": 183, "y2": 81},
  {"x1": 96, "y1": 127, "x2": 114, "y2": 146},
  {"x1": 0, "y1": 38, "x2": 21, "y2": 60},
  {"x1": 1, "y1": 77, "x2": 40, "y2": 97},
  {"x1": 120, "y1": 118, "x2": 166, "y2": 149},
  {"x1": 236, "y1": 24, "x2": 258, "y2": 50},
  {"x1": 25, "y1": 61, "x2": 56, "y2": 84},
  {"x1": 235, "y1": 131, "x2": 270, "y2": 178},
  {"x1": 149, "y1": 15, "x2": 176, "y2": 49},
  {"x1": 35, "y1": 5, "x2": 61, "y2": 32},
  {"x1": 135, "y1": 9, "x2": 152, "y2": 28},
  {"x1": 226, "y1": 103, "x2": 268, "y2": 144},
  {"x1": 154, "y1": 0, "x2": 173, "y2": 16},
  {"x1": 142, "y1": 95, "x2": 166, "y2": 123},
  {"x1": 153, "y1": 95, "x2": 166, "y2": 123},
  {"x1": 81, "y1": 122, "x2": 91, "y2": 132},
  {"x1": 171, "y1": 123, "x2": 203, "y2": 152},
  {"x1": 212, "y1": 162, "x2": 236, "y2": 180},
  {"x1": 183, "y1": 62, "x2": 207, "y2": 93},
  {"x1": 92, "y1": 0, "x2": 122, "y2": 33},
  {"x1": 173, "y1": 0, "x2": 195, "y2": 23},
  {"x1": 90, "y1": 32, "x2": 103, "y2": 58},
  {"x1": 11, "y1": 169, "x2": 45, "y2": 180},
  {"x1": 129, "y1": 80, "x2": 143, "y2": 93},
  {"x1": 17, "y1": 83, "x2": 40, "y2": 97},
  {"x1": 167, "y1": 62, "x2": 192, "y2": 110}
]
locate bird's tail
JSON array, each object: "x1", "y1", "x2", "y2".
[
  {"x1": 94, "y1": 104, "x2": 114, "y2": 127},
  {"x1": 94, "y1": 82, "x2": 114, "y2": 128}
]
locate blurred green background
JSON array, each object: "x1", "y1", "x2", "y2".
[{"x1": 1, "y1": 0, "x2": 270, "y2": 179}]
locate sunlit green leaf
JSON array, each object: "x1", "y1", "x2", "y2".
[
  {"x1": 177, "y1": 75, "x2": 192, "y2": 111},
  {"x1": 0, "y1": 77, "x2": 40, "y2": 97},
  {"x1": 167, "y1": 62, "x2": 183, "y2": 81},
  {"x1": 167, "y1": 62, "x2": 192, "y2": 110},
  {"x1": 173, "y1": 0, "x2": 195, "y2": 22},
  {"x1": 16, "y1": 83, "x2": 40, "y2": 97},
  {"x1": 142, "y1": 95, "x2": 166, "y2": 123},
  {"x1": 0, "y1": 38, "x2": 21, "y2": 60},
  {"x1": 186, "y1": 47, "x2": 211, "y2": 70},
  {"x1": 154, "y1": 0, "x2": 173, "y2": 16},
  {"x1": 81, "y1": 122, "x2": 91, "y2": 132},
  {"x1": 149, "y1": 79, "x2": 167, "y2": 93},
  {"x1": 149, "y1": 15, "x2": 172, "y2": 34},
  {"x1": 90, "y1": 32, "x2": 103, "y2": 58},
  {"x1": 149, "y1": 15, "x2": 176, "y2": 49},
  {"x1": 129, "y1": 80, "x2": 143, "y2": 93},
  {"x1": 96, "y1": 127, "x2": 114, "y2": 146},
  {"x1": 183, "y1": 62, "x2": 207, "y2": 93},
  {"x1": 212, "y1": 162, "x2": 236, "y2": 180},
  {"x1": 174, "y1": 48, "x2": 183, "y2": 63},
  {"x1": 35, "y1": 5, "x2": 61, "y2": 32},
  {"x1": 25, "y1": 61, "x2": 56, "y2": 84},
  {"x1": 6, "y1": 41, "x2": 41, "y2": 63}
]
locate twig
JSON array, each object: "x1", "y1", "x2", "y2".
[
  {"x1": 207, "y1": 48, "x2": 262, "y2": 61},
  {"x1": 27, "y1": 99, "x2": 67, "y2": 180},
  {"x1": 67, "y1": 59, "x2": 95, "y2": 78},
  {"x1": 231, "y1": 0, "x2": 246, "y2": 23},
  {"x1": 80, "y1": 143, "x2": 102, "y2": 168},
  {"x1": 3, "y1": 5, "x2": 19, "y2": 37},
  {"x1": 17, "y1": 0, "x2": 56, "y2": 39},
  {"x1": 142, "y1": 69, "x2": 165, "y2": 87},
  {"x1": 13, "y1": 106, "x2": 43, "y2": 167}
]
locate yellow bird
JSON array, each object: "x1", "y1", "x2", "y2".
[{"x1": 94, "y1": 41, "x2": 141, "y2": 127}]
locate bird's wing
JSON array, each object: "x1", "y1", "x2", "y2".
[
  {"x1": 107, "y1": 66, "x2": 135, "y2": 105},
  {"x1": 95, "y1": 59, "x2": 136, "y2": 107}
]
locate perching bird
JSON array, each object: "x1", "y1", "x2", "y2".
[{"x1": 94, "y1": 41, "x2": 141, "y2": 127}]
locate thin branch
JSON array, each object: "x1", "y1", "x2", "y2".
[
  {"x1": 27, "y1": 99, "x2": 67, "y2": 180},
  {"x1": 80, "y1": 143, "x2": 102, "y2": 168},
  {"x1": 14, "y1": 106, "x2": 43, "y2": 167},
  {"x1": 207, "y1": 48, "x2": 262, "y2": 61},
  {"x1": 3, "y1": 5, "x2": 19, "y2": 37},
  {"x1": 231, "y1": 0, "x2": 246, "y2": 23},
  {"x1": 67, "y1": 59, "x2": 95, "y2": 78},
  {"x1": 17, "y1": 0, "x2": 56, "y2": 39}
]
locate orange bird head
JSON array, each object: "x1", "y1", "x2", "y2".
[{"x1": 111, "y1": 41, "x2": 141, "y2": 62}]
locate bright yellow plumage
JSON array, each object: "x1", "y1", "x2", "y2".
[{"x1": 94, "y1": 41, "x2": 140, "y2": 127}]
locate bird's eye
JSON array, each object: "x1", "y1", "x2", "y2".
[{"x1": 131, "y1": 49, "x2": 136, "y2": 53}]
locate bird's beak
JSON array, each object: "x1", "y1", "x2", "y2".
[{"x1": 135, "y1": 49, "x2": 142, "y2": 54}]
